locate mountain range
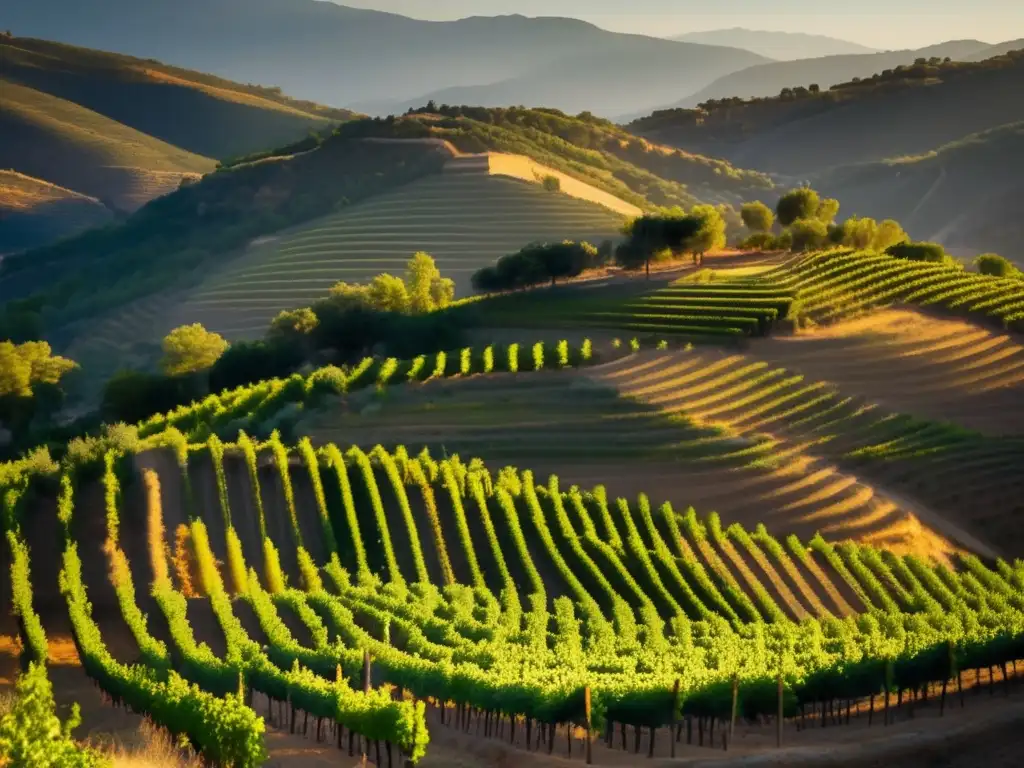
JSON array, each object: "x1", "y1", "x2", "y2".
[
  {"x1": 3, "y1": 0, "x2": 774, "y2": 119},
  {"x1": 670, "y1": 29, "x2": 878, "y2": 60}
]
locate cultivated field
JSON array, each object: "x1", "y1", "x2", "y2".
[
  {"x1": 168, "y1": 162, "x2": 627, "y2": 338},
  {"x1": 5, "y1": 246, "x2": 1024, "y2": 768}
]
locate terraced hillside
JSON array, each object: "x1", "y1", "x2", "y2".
[
  {"x1": 0, "y1": 170, "x2": 113, "y2": 254},
  {"x1": 168, "y1": 158, "x2": 628, "y2": 338},
  {"x1": 497, "y1": 250, "x2": 1024, "y2": 338}
]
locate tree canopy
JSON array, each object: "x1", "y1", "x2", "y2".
[
  {"x1": 741, "y1": 201, "x2": 774, "y2": 233},
  {"x1": 161, "y1": 324, "x2": 229, "y2": 377},
  {"x1": 473, "y1": 241, "x2": 601, "y2": 292},
  {"x1": 0, "y1": 341, "x2": 77, "y2": 399},
  {"x1": 776, "y1": 188, "x2": 821, "y2": 227}
]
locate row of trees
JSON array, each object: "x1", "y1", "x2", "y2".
[
  {"x1": 615, "y1": 206, "x2": 727, "y2": 275},
  {"x1": 738, "y1": 189, "x2": 910, "y2": 254},
  {"x1": 471, "y1": 241, "x2": 605, "y2": 292}
]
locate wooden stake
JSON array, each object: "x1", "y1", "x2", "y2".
[
  {"x1": 776, "y1": 674, "x2": 783, "y2": 749},
  {"x1": 585, "y1": 685, "x2": 593, "y2": 765},
  {"x1": 670, "y1": 679, "x2": 680, "y2": 759},
  {"x1": 730, "y1": 673, "x2": 739, "y2": 742}
]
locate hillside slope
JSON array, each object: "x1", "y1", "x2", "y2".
[
  {"x1": 5, "y1": 0, "x2": 769, "y2": 116},
  {"x1": 642, "y1": 40, "x2": 992, "y2": 115},
  {"x1": 629, "y1": 50, "x2": 1024, "y2": 175},
  {"x1": 0, "y1": 78, "x2": 215, "y2": 211},
  {"x1": 814, "y1": 122, "x2": 1024, "y2": 261},
  {"x1": 60, "y1": 153, "x2": 631, "y2": 390},
  {"x1": 0, "y1": 170, "x2": 113, "y2": 255},
  {"x1": 1, "y1": 36, "x2": 358, "y2": 160},
  {"x1": 671, "y1": 29, "x2": 877, "y2": 60}
]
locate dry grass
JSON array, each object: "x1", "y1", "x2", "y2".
[{"x1": 101, "y1": 722, "x2": 203, "y2": 768}]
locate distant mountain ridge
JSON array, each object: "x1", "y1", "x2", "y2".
[
  {"x1": 671, "y1": 28, "x2": 878, "y2": 60},
  {"x1": 629, "y1": 39, "x2": 995, "y2": 117},
  {"x1": 4, "y1": 0, "x2": 769, "y2": 118}
]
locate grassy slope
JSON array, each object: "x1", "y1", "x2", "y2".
[
  {"x1": 0, "y1": 170, "x2": 113, "y2": 254},
  {"x1": 1, "y1": 37, "x2": 359, "y2": 160},
  {"x1": 0, "y1": 78, "x2": 214, "y2": 211}
]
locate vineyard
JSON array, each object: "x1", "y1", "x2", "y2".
[
  {"x1": 474, "y1": 250, "x2": 1024, "y2": 339},
  {"x1": 5, "y1": 415, "x2": 1024, "y2": 764},
  {"x1": 4, "y1": 251, "x2": 1024, "y2": 766},
  {"x1": 167, "y1": 167, "x2": 626, "y2": 340}
]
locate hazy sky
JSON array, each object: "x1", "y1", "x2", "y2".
[{"x1": 338, "y1": 1, "x2": 1024, "y2": 50}]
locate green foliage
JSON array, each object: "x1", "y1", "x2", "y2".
[
  {"x1": 540, "y1": 174, "x2": 561, "y2": 192},
  {"x1": 788, "y1": 218, "x2": 830, "y2": 252},
  {"x1": 886, "y1": 241, "x2": 952, "y2": 264},
  {"x1": 0, "y1": 341, "x2": 76, "y2": 398},
  {"x1": 0, "y1": 664, "x2": 108, "y2": 768},
  {"x1": 472, "y1": 240, "x2": 600, "y2": 292},
  {"x1": 268, "y1": 307, "x2": 319, "y2": 344},
  {"x1": 776, "y1": 188, "x2": 821, "y2": 227},
  {"x1": 689, "y1": 204, "x2": 728, "y2": 254},
  {"x1": 161, "y1": 324, "x2": 228, "y2": 377},
  {"x1": 741, "y1": 201, "x2": 774, "y2": 232},
  {"x1": 406, "y1": 251, "x2": 456, "y2": 313},
  {"x1": 507, "y1": 343, "x2": 520, "y2": 373},
  {"x1": 975, "y1": 253, "x2": 1021, "y2": 278}
]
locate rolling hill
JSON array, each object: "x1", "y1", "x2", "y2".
[
  {"x1": 0, "y1": 108, "x2": 774, "y2": 353},
  {"x1": 0, "y1": 171, "x2": 113, "y2": 255},
  {"x1": 0, "y1": 35, "x2": 360, "y2": 252},
  {"x1": 5, "y1": 0, "x2": 771, "y2": 118},
  {"x1": 628, "y1": 50, "x2": 1024, "y2": 175},
  {"x1": 670, "y1": 29, "x2": 878, "y2": 60},
  {"x1": 61, "y1": 153, "x2": 630, "y2": 388},
  {"x1": 627, "y1": 39, "x2": 994, "y2": 118},
  {"x1": 813, "y1": 122, "x2": 1024, "y2": 261},
  {"x1": 0, "y1": 77, "x2": 215, "y2": 212},
  {"x1": 1, "y1": 37, "x2": 358, "y2": 160}
]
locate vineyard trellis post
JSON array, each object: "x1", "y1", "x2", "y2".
[
  {"x1": 729, "y1": 673, "x2": 738, "y2": 743},
  {"x1": 776, "y1": 673, "x2": 783, "y2": 748},
  {"x1": 585, "y1": 684, "x2": 593, "y2": 764},
  {"x1": 670, "y1": 678, "x2": 680, "y2": 758}
]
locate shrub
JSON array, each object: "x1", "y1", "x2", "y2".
[
  {"x1": 556, "y1": 339, "x2": 570, "y2": 367},
  {"x1": 541, "y1": 174, "x2": 561, "y2": 192},
  {"x1": 532, "y1": 342, "x2": 544, "y2": 371},
  {"x1": 974, "y1": 253, "x2": 1021, "y2": 277},
  {"x1": 482, "y1": 345, "x2": 495, "y2": 373},
  {"x1": 738, "y1": 232, "x2": 778, "y2": 251},
  {"x1": 886, "y1": 241, "x2": 951, "y2": 264},
  {"x1": 788, "y1": 218, "x2": 829, "y2": 252}
]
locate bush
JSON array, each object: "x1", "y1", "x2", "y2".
[
  {"x1": 886, "y1": 241, "x2": 950, "y2": 264},
  {"x1": 788, "y1": 219, "x2": 829, "y2": 252},
  {"x1": 161, "y1": 324, "x2": 228, "y2": 377},
  {"x1": 541, "y1": 174, "x2": 562, "y2": 192},
  {"x1": 738, "y1": 232, "x2": 778, "y2": 250},
  {"x1": 974, "y1": 253, "x2": 1021, "y2": 277}
]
